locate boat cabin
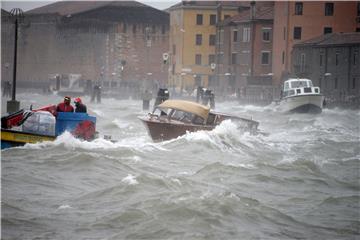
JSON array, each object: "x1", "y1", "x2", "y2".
[
  {"x1": 282, "y1": 78, "x2": 321, "y2": 98},
  {"x1": 152, "y1": 100, "x2": 210, "y2": 125}
]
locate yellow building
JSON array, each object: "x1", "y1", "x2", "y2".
[{"x1": 168, "y1": 1, "x2": 242, "y2": 93}]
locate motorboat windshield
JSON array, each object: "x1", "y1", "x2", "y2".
[{"x1": 284, "y1": 79, "x2": 313, "y2": 91}]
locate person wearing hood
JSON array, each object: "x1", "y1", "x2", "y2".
[{"x1": 74, "y1": 97, "x2": 87, "y2": 113}]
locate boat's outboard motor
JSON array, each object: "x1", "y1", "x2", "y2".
[{"x1": 154, "y1": 88, "x2": 169, "y2": 108}]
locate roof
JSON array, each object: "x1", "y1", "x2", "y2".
[
  {"x1": 168, "y1": 1, "x2": 246, "y2": 11},
  {"x1": 285, "y1": 78, "x2": 312, "y2": 83},
  {"x1": 1, "y1": 9, "x2": 10, "y2": 16},
  {"x1": 294, "y1": 32, "x2": 360, "y2": 48},
  {"x1": 222, "y1": 2, "x2": 273, "y2": 25},
  {"x1": 27, "y1": 1, "x2": 153, "y2": 15},
  {"x1": 158, "y1": 100, "x2": 210, "y2": 120}
]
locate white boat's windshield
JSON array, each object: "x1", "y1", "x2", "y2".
[{"x1": 290, "y1": 80, "x2": 313, "y2": 88}]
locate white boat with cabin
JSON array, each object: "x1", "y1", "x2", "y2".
[{"x1": 278, "y1": 78, "x2": 324, "y2": 113}]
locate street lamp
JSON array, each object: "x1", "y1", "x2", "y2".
[{"x1": 7, "y1": 8, "x2": 24, "y2": 113}]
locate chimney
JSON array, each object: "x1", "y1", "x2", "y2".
[{"x1": 250, "y1": 1, "x2": 256, "y2": 20}]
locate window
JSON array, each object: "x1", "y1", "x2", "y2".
[
  {"x1": 335, "y1": 52, "x2": 339, "y2": 66},
  {"x1": 161, "y1": 25, "x2": 166, "y2": 34},
  {"x1": 294, "y1": 27, "x2": 302, "y2": 40},
  {"x1": 173, "y1": 44, "x2": 176, "y2": 55},
  {"x1": 282, "y1": 51, "x2": 285, "y2": 64},
  {"x1": 217, "y1": 53, "x2": 224, "y2": 64},
  {"x1": 334, "y1": 77, "x2": 338, "y2": 89},
  {"x1": 208, "y1": 54, "x2": 215, "y2": 64},
  {"x1": 224, "y1": 15, "x2": 230, "y2": 19},
  {"x1": 262, "y1": 28, "x2": 271, "y2": 42},
  {"x1": 217, "y1": 28, "x2": 224, "y2": 44},
  {"x1": 295, "y1": 2, "x2": 303, "y2": 15},
  {"x1": 233, "y1": 30, "x2": 238, "y2": 42},
  {"x1": 283, "y1": 27, "x2": 286, "y2": 40},
  {"x1": 196, "y1": 14, "x2": 203, "y2": 25},
  {"x1": 195, "y1": 54, "x2": 202, "y2": 65},
  {"x1": 324, "y1": 27, "x2": 332, "y2": 34},
  {"x1": 232, "y1": 53, "x2": 237, "y2": 64},
  {"x1": 210, "y1": 14, "x2": 216, "y2": 25},
  {"x1": 357, "y1": 28, "x2": 360, "y2": 32},
  {"x1": 358, "y1": 2, "x2": 360, "y2": 16},
  {"x1": 196, "y1": 34, "x2": 202, "y2": 45},
  {"x1": 243, "y1": 27, "x2": 251, "y2": 42},
  {"x1": 300, "y1": 53, "x2": 306, "y2": 72},
  {"x1": 353, "y1": 78, "x2": 356, "y2": 89},
  {"x1": 208, "y1": 75, "x2": 216, "y2": 87},
  {"x1": 123, "y1": 23, "x2": 127, "y2": 33},
  {"x1": 132, "y1": 24, "x2": 137, "y2": 34},
  {"x1": 209, "y1": 34, "x2": 216, "y2": 46},
  {"x1": 325, "y1": 2, "x2": 334, "y2": 16},
  {"x1": 354, "y1": 51, "x2": 358, "y2": 65},
  {"x1": 261, "y1": 51, "x2": 270, "y2": 65},
  {"x1": 320, "y1": 54, "x2": 323, "y2": 66},
  {"x1": 195, "y1": 75, "x2": 202, "y2": 86}
]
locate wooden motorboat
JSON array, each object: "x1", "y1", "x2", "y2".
[{"x1": 139, "y1": 99, "x2": 259, "y2": 141}]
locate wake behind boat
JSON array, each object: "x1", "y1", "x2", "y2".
[
  {"x1": 277, "y1": 78, "x2": 325, "y2": 113},
  {"x1": 139, "y1": 99, "x2": 259, "y2": 141}
]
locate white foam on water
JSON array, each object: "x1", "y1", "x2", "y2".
[
  {"x1": 21, "y1": 131, "x2": 169, "y2": 153},
  {"x1": 112, "y1": 118, "x2": 132, "y2": 129},
  {"x1": 91, "y1": 109, "x2": 105, "y2": 117},
  {"x1": 121, "y1": 174, "x2": 138, "y2": 185},
  {"x1": 57, "y1": 204, "x2": 72, "y2": 210}
]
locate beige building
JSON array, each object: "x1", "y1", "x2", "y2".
[{"x1": 168, "y1": 1, "x2": 243, "y2": 94}]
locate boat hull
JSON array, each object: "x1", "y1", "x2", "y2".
[
  {"x1": 139, "y1": 117, "x2": 214, "y2": 141},
  {"x1": 278, "y1": 94, "x2": 324, "y2": 113},
  {"x1": 1, "y1": 129, "x2": 56, "y2": 149}
]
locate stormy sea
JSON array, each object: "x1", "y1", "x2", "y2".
[{"x1": 1, "y1": 92, "x2": 359, "y2": 240}]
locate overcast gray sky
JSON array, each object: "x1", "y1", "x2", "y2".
[{"x1": 1, "y1": 0, "x2": 178, "y2": 12}]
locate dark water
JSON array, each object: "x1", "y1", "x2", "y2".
[{"x1": 2, "y1": 93, "x2": 360, "y2": 240}]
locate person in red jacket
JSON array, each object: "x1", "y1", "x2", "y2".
[{"x1": 56, "y1": 96, "x2": 74, "y2": 112}]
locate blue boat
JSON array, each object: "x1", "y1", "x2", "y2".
[{"x1": 1, "y1": 106, "x2": 96, "y2": 149}]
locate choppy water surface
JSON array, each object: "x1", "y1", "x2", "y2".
[{"x1": 2, "y1": 93, "x2": 359, "y2": 240}]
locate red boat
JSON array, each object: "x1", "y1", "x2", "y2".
[{"x1": 139, "y1": 100, "x2": 259, "y2": 141}]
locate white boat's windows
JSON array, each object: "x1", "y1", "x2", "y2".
[
  {"x1": 290, "y1": 80, "x2": 309, "y2": 88},
  {"x1": 296, "y1": 89, "x2": 301, "y2": 94},
  {"x1": 284, "y1": 82, "x2": 290, "y2": 90},
  {"x1": 315, "y1": 88, "x2": 319, "y2": 93},
  {"x1": 304, "y1": 87, "x2": 312, "y2": 93},
  {"x1": 289, "y1": 90, "x2": 295, "y2": 96}
]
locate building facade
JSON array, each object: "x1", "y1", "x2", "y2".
[
  {"x1": 218, "y1": 2, "x2": 274, "y2": 98},
  {"x1": 292, "y1": 32, "x2": 360, "y2": 105},
  {"x1": 168, "y1": 1, "x2": 242, "y2": 95},
  {"x1": 1, "y1": 1, "x2": 169, "y2": 98},
  {"x1": 273, "y1": 1, "x2": 360, "y2": 86}
]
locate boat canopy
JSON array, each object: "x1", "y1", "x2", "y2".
[{"x1": 157, "y1": 100, "x2": 210, "y2": 120}]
